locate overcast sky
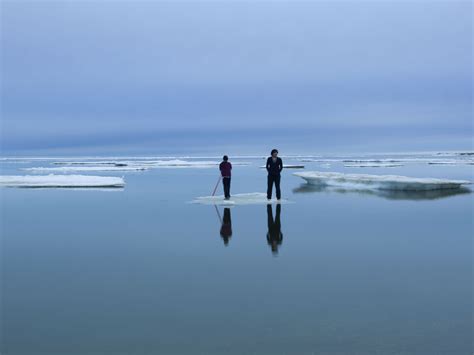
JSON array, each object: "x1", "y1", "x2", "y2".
[{"x1": 1, "y1": 0, "x2": 472, "y2": 155}]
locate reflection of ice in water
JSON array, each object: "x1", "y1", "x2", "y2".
[
  {"x1": 293, "y1": 184, "x2": 471, "y2": 201},
  {"x1": 192, "y1": 193, "x2": 290, "y2": 205}
]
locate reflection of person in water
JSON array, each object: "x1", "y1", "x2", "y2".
[
  {"x1": 267, "y1": 204, "x2": 283, "y2": 255},
  {"x1": 220, "y1": 208, "x2": 233, "y2": 246}
]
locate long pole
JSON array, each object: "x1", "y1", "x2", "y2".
[
  {"x1": 214, "y1": 205, "x2": 222, "y2": 224},
  {"x1": 212, "y1": 176, "x2": 222, "y2": 196}
]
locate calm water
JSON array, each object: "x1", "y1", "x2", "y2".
[{"x1": 1, "y1": 155, "x2": 473, "y2": 354}]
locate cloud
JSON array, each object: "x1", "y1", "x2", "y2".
[{"x1": 1, "y1": 0, "x2": 472, "y2": 153}]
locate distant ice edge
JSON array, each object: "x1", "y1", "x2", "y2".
[
  {"x1": 294, "y1": 171, "x2": 470, "y2": 191},
  {"x1": 0, "y1": 174, "x2": 125, "y2": 188}
]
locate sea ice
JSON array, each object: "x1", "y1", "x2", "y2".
[
  {"x1": 344, "y1": 163, "x2": 404, "y2": 168},
  {"x1": 298, "y1": 157, "x2": 473, "y2": 164},
  {"x1": 0, "y1": 175, "x2": 125, "y2": 188},
  {"x1": 297, "y1": 158, "x2": 341, "y2": 162},
  {"x1": 51, "y1": 159, "x2": 215, "y2": 167},
  {"x1": 427, "y1": 160, "x2": 474, "y2": 165},
  {"x1": 42, "y1": 159, "x2": 253, "y2": 170},
  {"x1": 192, "y1": 193, "x2": 290, "y2": 205},
  {"x1": 53, "y1": 161, "x2": 127, "y2": 166},
  {"x1": 146, "y1": 160, "x2": 251, "y2": 168},
  {"x1": 151, "y1": 160, "x2": 221, "y2": 168},
  {"x1": 23, "y1": 166, "x2": 149, "y2": 172},
  {"x1": 294, "y1": 171, "x2": 470, "y2": 191},
  {"x1": 342, "y1": 159, "x2": 402, "y2": 163},
  {"x1": 259, "y1": 165, "x2": 305, "y2": 169}
]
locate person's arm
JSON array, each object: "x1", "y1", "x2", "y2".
[
  {"x1": 229, "y1": 162, "x2": 232, "y2": 170},
  {"x1": 266, "y1": 158, "x2": 271, "y2": 172},
  {"x1": 219, "y1": 162, "x2": 223, "y2": 172},
  {"x1": 279, "y1": 158, "x2": 283, "y2": 172}
]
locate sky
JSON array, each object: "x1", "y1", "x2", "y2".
[{"x1": 1, "y1": 0, "x2": 472, "y2": 155}]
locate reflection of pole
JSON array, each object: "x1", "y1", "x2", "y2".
[
  {"x1": 212, "y1": 176, "x2": 222, "y2": 196},
  {"x1": 214, "y1": 204, "x2": 223, "y2": 224}
]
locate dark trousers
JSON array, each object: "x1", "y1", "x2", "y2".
[
  {"x1": 267, "y1": 174, "x2": 281, "y2": 200},
  {"x1": 222, "y1": 177, "x2": 231, "y2": 198}
]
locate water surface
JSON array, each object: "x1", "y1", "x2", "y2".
[{"x1": 1, "y1": 154, "x2": 472, "y2": 354}]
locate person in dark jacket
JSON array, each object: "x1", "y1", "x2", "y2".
[
  {"x1": 267, "y1": 204, "x2": 283, "y2": 255},
  {"x1": 219, "y1": 155, "x2": 232, "y2": 199},
  {"x1": 266, "y1": 149, "x2": 283, "y2": 200}
]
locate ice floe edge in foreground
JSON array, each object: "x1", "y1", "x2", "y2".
[
  {"x1": 0, "y1": 175, "x2": 125, "y2": 188},
  {"x1": 192, "y1": 192, "x2": 291, "y2": 205},
  {"x1": 294, "y1": 171, "x2": 470, "y2": 191}
]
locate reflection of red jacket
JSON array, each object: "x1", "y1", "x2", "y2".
[
  {"x1": 220, "y1": 208, "x2": 232, "y2": 237},
  {"x1": 220, "y1": 224, "x2": 232, "y2": 238},
  {"x1": 219, "y1": 161, "x2": 232, "y2": 177}
]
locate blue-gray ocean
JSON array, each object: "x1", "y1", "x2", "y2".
[{"x1": 1, "y1": 152, "x2": 472, "y2": 355}]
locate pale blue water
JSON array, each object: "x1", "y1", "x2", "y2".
[{"x1": 1, "y1": 154, "x2": 473, "y2": 355}]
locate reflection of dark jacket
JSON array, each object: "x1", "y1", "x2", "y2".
[
  {"x1": 266, "y1": 157, "x2": 283, "y2": 176},
  {"x1": 267, "y1": 204, "x2": 283, "y2": 253}
]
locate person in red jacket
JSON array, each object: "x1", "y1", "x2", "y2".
[{"x1": 219, "y1": 155, "x2": 232, "y2": 199}]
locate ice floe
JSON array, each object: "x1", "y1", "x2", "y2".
[
  {"x1": 48, "y1": 159, "x2": 212, "y2": 168},
  {"x1": 147, "y1": 160, "x2": 251, "y2": 168},
  {"x1": 0, "y1": 175, "x2": 125, "y2": 188},
  {"x1": 259, "y1": 165, "x2": 305, "y2": 169},
  {"x1": 342, "y1": 159, "x2": 403, "y2": 163},
  {"x1": 7, "y1": 159, "x2": 252, "y2": 172},
  {"x1": 435, "y1": 151, "x2": 474, "y2": 156},
  {"x1": 298, "y1": 157, "x2": 474, "y2": 165},
  {"x1": 294, "y1": 171, "x2": 470, "y2": 191},
  {"x1": 22, "y1": 166, "x2": 149, "y2": 172},
  {"x1": 150, "y1": 159, "x2": 221, "y2": 168},
  {"x1": 427, "y1": 160, "x2": 474, "y2": 165},
  {"x1": 344, "y1": 163, "x2": 404, "y2": 168},
  {"x1": 192, "y1": 193, "x2": 290, "y2": 205},
  {"x1": 297, "y1": 158, "x2": 341, "y2": 163},
  {"x1": 53, "y1": 161, "x2": 128, "y2": 166}
]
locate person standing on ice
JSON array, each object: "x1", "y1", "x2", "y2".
[
  {"x1": 266, "y1": 149, "x2": 283, "y2": 200},
  {"x1": 219, "y1": 155, "x2": 232, "y2": 199}
]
